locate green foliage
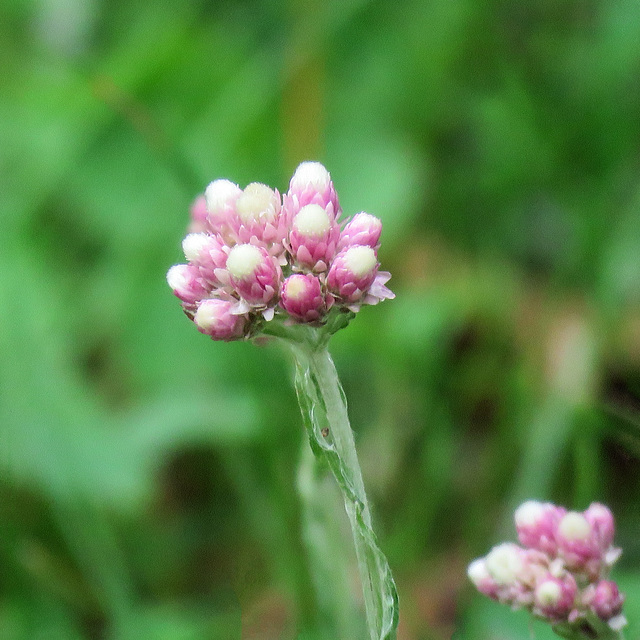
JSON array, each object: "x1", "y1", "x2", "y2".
[{"x1": 1, "y1": 0, "x2": 640, "y2": 638}]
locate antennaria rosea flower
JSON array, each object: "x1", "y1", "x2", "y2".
[
  {"x1": 167, "y1": 162, "x2": 397, "y2": 640},
  {"x1": 468, "y1": 500, "x2": 626, "y2": 639}
]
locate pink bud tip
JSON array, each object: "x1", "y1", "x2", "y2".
[
  {"x1": 515, "y1": 500, "x2": 565, "y2": 555},
  {"x1": 585, "y1": 503, "x2": 616, "y2": 551},
  {"x1": 584, "y1": 580, "x2": 625, "y2": 621},
  {"x1": 339, "y1": 212, "x2": 382, "y2": 250},
  {"x1": 289, "y1": 204, "x2": 340, "y2": 271},
  {"x1": 467, "y1": 558, "x2": 499, "y2": 599},
  {"x1": 327, "y1": 245, "x2": 379, "y2": 302},
  {"x1": 204, "y1": 179, "x2": 242, "y2": 238},
  {"x1": 194, "y1": 299, "x2": 247, "y2": 341},
  {"x1": 226, "y1": 244, "x2": 281, "y2": 306},
  {"x1": 181, "y1": 233, "x2": 228, "y2": 284},
  {"x1": 230, "y1": 183, "x2": 284, "y2": 250},
  {"x1": 280, "y1": 274, "x2": 325, "y2": 322},
  {"x1": 166, "y1": 264, "x2": 210, "y2": 304},
  {"x1": 205, "y1": 179, "x2": 242, "y2": 214},
  {"x1": 284, "y1": 161, "x2": 341, "y2": 224},
  {"x1": 533, "y1": 574, "x2": 577, "y2": 621},
  {"x1": 556, "y1": 511, "x2": 604, "y2": 575}
]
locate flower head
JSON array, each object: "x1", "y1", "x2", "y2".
[
  {"x1": 166, "y1": 264, "x2": 209, "y2": 305},
  {"x1": 468, "y1": 500, "x2": 625, "y2": 633},
  {"x1": 167, "y1": 162, "x2": 394, "y2": 340}
]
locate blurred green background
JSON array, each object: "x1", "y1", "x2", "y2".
[{"x1": 2, "y1": 0, "x2": 640, "y2": 638}]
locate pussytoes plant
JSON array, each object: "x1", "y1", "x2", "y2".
[
  {"x1": 468, "y1": 501, "x2": 626, "y2": 639},
  {"x1": 168, "y1": 162, "x2": 398, "y2": 640}
]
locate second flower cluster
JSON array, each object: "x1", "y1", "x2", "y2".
[{"x1": 468, "y1": 501, "x2": 626, "y2": 632}]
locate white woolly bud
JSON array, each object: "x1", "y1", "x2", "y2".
[
  {"x1": 235, "y1": 183, "x2": 278, "y2": 223},
  {"x1": 182, "y1": 233, "x2": 210, "y2": 263},
  {"x1": 536, "y1": 580, "x2": 562, "y2": 608},
  {"x1": 515, "y1": 501, "x2": 545, "y2": 528},
  {"x1": 485, "y1": 544, "x2": 524, "y2": 585},
  {"x1": 290, "y1": 161, "x2": 331, "y2": 191},
  {"x1": 558, "y1": 513, "x2": 591, "y2": 541},
  {"x1": 205, "y1": 179, "x2": 241, "y2": 213},
  {"x1": 467, "y1": 559, "x2": 490, "y2": 585},
  {"x1": 344, "y1": 245, "x2": 377, "y2": 278},
  {"x1": 226, "y1": 244, "x2": 262, "y2": 279}
]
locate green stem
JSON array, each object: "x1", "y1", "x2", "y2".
[
  {"x1": 552, "y1": 614, "x2": 626, "y2": 640},
  {"x1": 296, "y1": 434, "x2": 363, "y2": 638},
  {"x1": 290, "y1": 341, "x2": 399, "y2": 640}
]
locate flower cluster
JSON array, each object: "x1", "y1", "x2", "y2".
[
  {"x1": 167, "y1": 162, "x2": 394, "y2": 340},
  {"x1": 468, "y1": 501, "x2": 626, "y2": 632}
]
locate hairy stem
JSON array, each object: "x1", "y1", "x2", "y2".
[{"x1": 290, "y1": 341, "x2": 398, "y2": 640}]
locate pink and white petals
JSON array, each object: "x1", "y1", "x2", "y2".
[
  {"x1": 284, "y1": 161, "x2": 341, "y2": 222},
  {"x1": 339, "y1": 212, "x2": 382, "y2": 251},
  {"x1": 468, "y1": 500, "x2": 626, "y2": 632},
  {"x1": 167, "y1": 161, "x2": 395, "y2": 341},
  {"x1": 328, "y1": 245, "x2": 379, "y2": 305},
  {"x1": 280, "y1": 274, "x2": 326, "y2": 322},
  {"x1": 230, "y1": 183, "x2": 287, "y2": 256},
  {"x1": 194, "y1": 299, "x2": 247, "y2": 341},
  {"x1": 226, "y1": 244, "x2": 281, "y2": 306},
  {"x1": 533, "y1": 574, "x2": 577, "y2": 621},
  {"x1": 583, "y1": 580, "x2": 625, "y2": 624},
  {"x1": 515, "y1": 500, "x2": 566, "y2": 556},
  {"x1": 288, "y1": 204, "x2": 341, "y2": 271},
  {"x1": 584, "y1": 503, "x2": 616, "y2": 551},
  {"x1": 166, "y1": 264, "x2": 210, "y2": 305},
  {"x1": 182, "y1": 233, "x2": 229, "y2": 286},
  {"x1": 204, "y1": 179, "x2": 243, "y2": 240}
]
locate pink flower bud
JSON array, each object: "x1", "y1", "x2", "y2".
[
  {"x1": 556, "y1": 511, "x2": 602, "y2": 576},
  {"x1": 204, "y1": 179, "x2": 243, "y2": 238},
  {"x1": 194, "y1": 298, "x2": 247, "y2": 341},
  {"x1": 282, "y1": 161, "x2": 341, "y2": 228},
  {"x1": 229, "y1": 183, "x2": 286, "y2": 254},
  {"x1": 288, "y1": 204, "x2": 341, "y2": 271},
  {"x1": 482, "y1": 543, "x2": 537, "y2": 608},
  {"x1": 280, "y1": 274, "x2": 326, "y2": 322},
  {"x1": 289, "y1": 161, "x2": 340, "y2": 210},
  {"x1": 485, "y1": 543, "x2": 525, "y2": 586},
  {"x1": 182, "y1": 233, "x2": 229, "y2": 285},
  {"x1": 583, "y1": 580, "x2": 625, "y2": 621},
  {"x1": 327, "y1": 245, "x2": 379, "y2": 303},
  {"x1": 515, "y1": 500, "x2": 566, "y2": 555},
  {"x1": 339, "y1": 212, "x2": 382, "y2": 250},
  {"x1": 533, "y1": 573, "x2": 577, "y2": 621},
  {"x1": 188, "y1": 195, "x2": 208, "y2": 233},
  {"x1": 225, "y1": 244, "x2": 281, "y2": 306},
  {"x1": 585, "y1": 503, "x2": 616, "y2": 551},
  {"x1": 166, "y1": 264, "x2": 210, "y2": 304},
  {"x1": 467, "y1": 558, "x2": 499, "y2": 599}
]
